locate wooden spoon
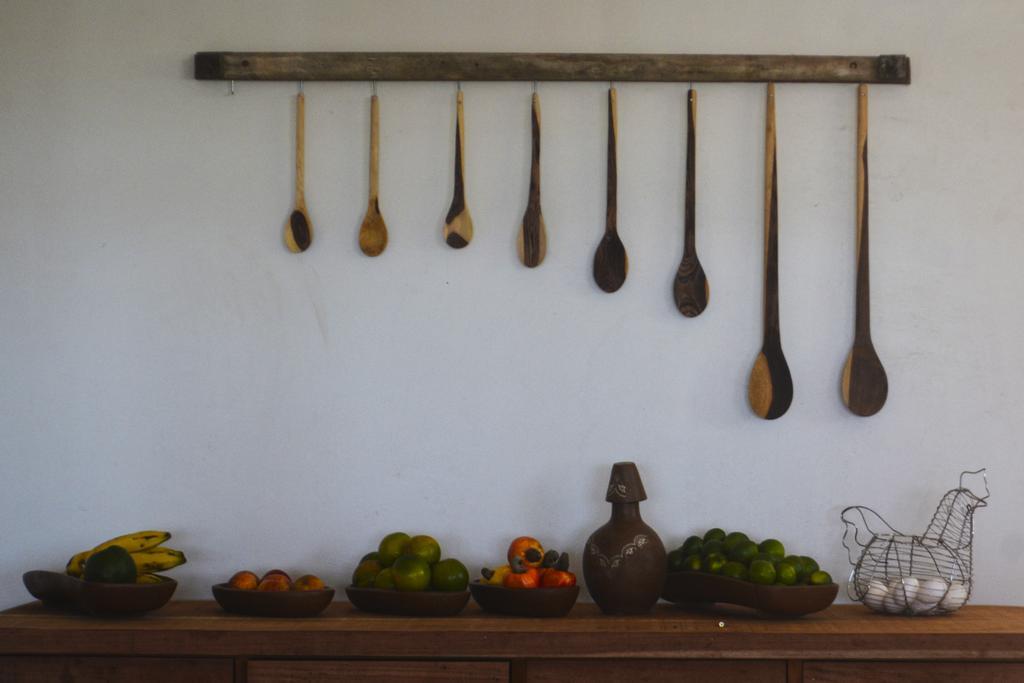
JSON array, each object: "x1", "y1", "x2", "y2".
[
  {"x1": 747, "y1": 83, "x2": 793, "y2": 420},
  {"x1": 673, "y1": 88, "x2": 710, "y2": 316},
  {"x1": 841, "y1": 84, "x2": 888, "y2": 416},
  {"x1": 593, "y1": 87, "x2": 627, "y2": 292},
  {"x1": 443, "y1": 90, "x2": 473, "y2": 249},
  {"x1": 358, "y1": 94, "x2": 387, "y2": 256},
  {"x1": 283, "y1": 91, "x2": 312, "y2": 253},
  {"x1": 518, "y1": 92, "x2": 547, "y2": 267}
]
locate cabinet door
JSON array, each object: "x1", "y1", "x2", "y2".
[
  {"x1": 804, "y1": 661, "x2": 1024, "y2": 682},
  {"x1": 0, "y1": 656, "x2": 232, "y2": 683},
  {"x1": 526, "y1": 659, "x2": 785, "y2": 682},
  {"x1": 247, "y1": 660, "x2": 508, "y2": 682}
]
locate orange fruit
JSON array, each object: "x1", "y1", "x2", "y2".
[{"x1": 391, "y1": 554, "x2": 431, "y2": 592}]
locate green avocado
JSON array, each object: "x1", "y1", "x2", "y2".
[{"x1": 83, "y1": 545, "x2": 137, "y2": 583}]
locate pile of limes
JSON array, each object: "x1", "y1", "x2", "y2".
[
  {"x1": 666, "y1": 528, "x2": 832, "y2": 587},
  {"x1": 352, "y1": 532, "x2": 469, "y2": 592}
]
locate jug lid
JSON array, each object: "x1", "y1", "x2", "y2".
[{"x1": 606, "y1": 462, "x2": 647, "y2": 503}]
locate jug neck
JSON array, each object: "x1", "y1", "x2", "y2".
[{"x1": 610, "y1": 501, "x2": 642, "y2": 522}]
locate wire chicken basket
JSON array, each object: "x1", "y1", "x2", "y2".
[{"x1": 841, "y1": 469, "x2": 988, "y2": 616}]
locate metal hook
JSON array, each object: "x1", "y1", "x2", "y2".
[
  {"x1": 456, "y1": 80, "x2": 462, "y2": 92},
  {"x1": 371, "y1": 80, "x2": 377, "y2": 97},
  {"x1": 229, "y1": 80, "x2": 236, "y2": 95},
  {"x1": 298, "y1": 81, "x2": 304, "y2": 94},
  {"x1": 532, "y1": 80, "x2": 538, "y2": 94}
]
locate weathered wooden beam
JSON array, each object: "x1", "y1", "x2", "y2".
[{"x1": 194, "y1": 52, "x2": 910, "y2": 85}]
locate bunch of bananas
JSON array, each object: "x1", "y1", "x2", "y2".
[{"x1": 66, "y1": 530, "x2": 186, "y2": 583}]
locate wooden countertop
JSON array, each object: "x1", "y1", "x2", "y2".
[{"x1": 2, "y1": 601, "x2": 1023, "y2": 661}]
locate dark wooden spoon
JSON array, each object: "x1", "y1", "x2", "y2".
[
  {"x1": 673, "y1": 88, "x2": 709, "y2": 316},
  {"x1": 748, "y1": 83, "x2": 793, "y2": 420},
  {"x1": 517, "y1": 92, "x2": 547, "y2": 267},
  {"x1": 443, "y1": 90, "x2": 473, "y2": 249},
  {"x1": 593, "y1": 87, "x2": 627, "y2": 292},
  {"x1": 358, "y1": 93, "x2": 388, "y2": 256},
  {"x1": 283, "y1": 91, "x2": 312, "y2": 252},
  {"x1": 841, "y1": 84, "x2": 888, "y2": 416}
]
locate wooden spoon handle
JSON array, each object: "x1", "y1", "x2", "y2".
[
  {"x1": 606, "y1": 87, "x2": 617, "y2": 235},
  {"x1": 763, "y1": 83, "x2": 781, "y2": 344},
  {"x1": 855, "y1": 83, "x2": 872, "y2": 342},
  {"x1": 295, "y1": 92, "x2": 305, "y2": 206},
  {"x1": 684, "y1": 88, "x2": 696, "y2": 256},
  {"x1": 368, "y1": 94, "x2": 379, "y2": 202},
  {"x1": 454, "y1": 90, "x2": 466, "y2": 204},
  {"x1": 528, "y1": 92, "x2": 541, "y2": 205}
]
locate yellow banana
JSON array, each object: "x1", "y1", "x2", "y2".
[
  {"x1": 92, "y1": 531, "x2": 171, "y2": 554},
  {"x1": 66, "y1": 550, "x2": 91, "y2": 577},
  {"x1": 131, "y1": 547, "x2": 187, "y2": 573},
  {"x1": 136, "y1": 573, "x2": 165, "y2": 584}
]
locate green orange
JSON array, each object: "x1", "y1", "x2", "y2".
[
  {"x1": 403, "y1": 535, "x2": 442, "y2": 565},
  {"x1": 431, "y1": 558, "x2": 469, "y2": 592},
  {"x1": 391, "y1": 554, "x2": 431, "y2": 592},
  {"x1": 378, "y1": 532, "x2": 411, "y2": 567}
]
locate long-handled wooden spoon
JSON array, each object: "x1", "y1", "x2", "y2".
[
  {"x1": 748, "y1": 83, "x2": 793, "y2": 420},
  {"x1": 673, "y1": 88, "x2": 710, "y2": 316},
  {"x1": 443, "y1": 90, "x2": 473, "y2": 248},
  {"x1": 593, "y1": 87, "x2": 627, "y2": 292},
  {"x1": 841, "y1": 84, "x2": 888, "y2": 416},
  {"x1": 518, "y1": 92, "x2": 547, "y2": 267},
  {"x1": 358, "y1": 93, "x2": 387, "y2": 256},
  {"x1": 283, "y1": 89, "x2": 312, "y2": 252}
]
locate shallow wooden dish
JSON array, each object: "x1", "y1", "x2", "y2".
[
  {"x1": 662, "y1": 571, "x2": 838, "y2": 617},
  {"x1": 23, "y1": 570, "x2": 177, "y2": 616},
  {"x1": 469, "y1": 581, "x2": 580, "y2": 618},
  {"x1": 212, "y1": 584, "x2": 335, "y2": 618},
  {"x1": 345, "y1": 586, "x2": 470, "y2": 617}
]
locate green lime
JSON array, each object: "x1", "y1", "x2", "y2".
[
  {"x1": 728, "y1": 540, "x2": 759, "y2": 565},
  {"x1": 722, "y1": 532, "x2": 750, "y2": 553},
  {"x1": 800, "y1": 556, "x2": 820, "y2": 575},
  {"x1": 749, "y1": 559, "x2": 776, "y2": 585},
  {"x1": 403, "y1": 535, "x2": 442, "y2": 565},
  {"x1": 721, "y1": 561, "x2": 748, "y2": 580},
  {"x1": 703, "y1": 528, "x2": 727, "y2": 543},
  {"x1": 680, "y1": 535, "x2": 703, "y2": 556},
  {"x1": 753, "y1": 552, "x2": 775, "y2": 564},
  {"x1": 783, "y1": 555, "x2": 807, "y2": 581},
  {"x1": 83, "y1": 546, "x2": 137, "y2": 583},
  {"x1": 352, "y1": 559, "x2": 383, "y2": 587},
  {"x1": 701, "y1": 540, "x2": 724, "y2": 558},
  {"x1": 391, "y1": 554, "x2": 431, "y2": 591},
  {"x1": 373, "y1": 568, "x2": 395, "y2": 589},
  {"x1": 378, "y1": 532, "x2": 411, "y2": 567},
  {"x1": 683, "y1": 553, "x2": 702, "y2": 571},
  {"x1": 758, "y1": 539, "x2": 785, "y2": 560},
  {"x1": 667, "y1": 549, "x2": 685, "y2": 573},
  {"x1": 775, "y1": 561, "x2": 798, "y2": 585},
  {"x1": 809, "y1": 570, "x2": 832, "y2": 586},
  {"x1": 360, "y1": 551, "x2": 381, "y2": 563},
  {"x1": 431, "y1": 558, "x2": 469, "y2": 592},
  {"x1": 701, "y1": 552, "x2": 727, "y2": 574}
]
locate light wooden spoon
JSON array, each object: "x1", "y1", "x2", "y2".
[
  {"x1": 593, "y1": 87, "x2": 627, "y2": 292},
  {"x1": 283, "y1": 91, "x2": 312, "y2": 253},
  {"x1": 518, "y1": 92, "x2": 547, "y2": 267},
  {"x1": 673, "y1": 88, "x2": 710, "y2": 316},
  {"x1": 443, "y1": 90, "x2": 473, "y2": 249},
  {"x1": 748, "y1": 83, "x2": 793, "y2": 420},
  {"x1": 842, "y1": 84, "x2": 888, "y2": 416},
  {"x1": 358, "y1": 94, "x2": 387, "y2": 256}
]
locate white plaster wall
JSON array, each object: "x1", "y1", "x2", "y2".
[{"x1": 1, "y1": 0, "x2": 1022, "y2": 609}]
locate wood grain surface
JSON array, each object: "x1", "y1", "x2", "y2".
[
  {"x1": 283, "y1": 92, "x2": 312, "y2": 253},
  {"x1": 248, "y1": 660, "x2": 507, "y2": 683},
  {"x1": 443, "y1": 90, "x2": 473, "y2": 248},
  {"x1": 802, "y1": 661, "x2": 1024, "y2": 683},
  {"x1": 526, "y1": 659, "x2": 785, "y2": 683},
  {"x1": 673, "y1": 88, "x2": 709, "y2": 317},
  {"x1": 593, "y1": 87, "x2": 628, "y2": 293},
  {"x1": 841, "y1": 84, "x2": 888, "y2": 416},
  {"x1": 358, "y1": 94, "x2": 388, "y2": 256},
  {"x1": 195, "y1": 53, "x2": 911, "y2": 84},
  {"x1": 748, "y1": 83, "x2": 793, "y2": 420},
  {"x1": 518, "y1": 92, "x2": 547, "y2": 267},
  {"x1": 0, "y1": 656, "x2": 232, "y2": 683}
]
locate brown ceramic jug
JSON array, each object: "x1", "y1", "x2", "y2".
[{"x1": 583, "y1": 462, "x2": 666, "y2": 614}]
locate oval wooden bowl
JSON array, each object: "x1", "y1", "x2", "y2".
[
  {"x1": 212, "y1": 584, "x2": 335, "y2": 618},
  {"x1": 469, "y1": 581, "x2": 579, "y2": 618},
  {"x1": 23, "y1": 570, "x2": 177, "y2": 616},
  {"x1": 345, "y1": 586, "x2": 470, "y2": 617},
  {"x1": 662, "y1": 571, "x2": 838, "y2": 617}
]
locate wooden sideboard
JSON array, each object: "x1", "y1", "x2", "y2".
[{"x1": 2, "y1": 601, "x2": 1024, "y2": 682}]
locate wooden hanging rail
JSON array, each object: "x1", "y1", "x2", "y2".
[{"x1": 193, "y1": 52, "x2": 910, "y2": 85}]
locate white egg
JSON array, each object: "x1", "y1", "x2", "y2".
[
  {"x1": 912, "y1": 577, "x2": 948, "y2": 614},
  {"x1": 884, "y1": 581, "x2": 907, "y2": 614},
  {"x1": 863, "y1": 580, "x2": 888, "y2": 612},
  {"x1": 901, "y1": 577, "x2": 920, "y2": 603},
  {"x1": 940, "y1": 582, "x2": 969, "y2": 612}
]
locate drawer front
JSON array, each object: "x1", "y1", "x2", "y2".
[
  {"x1": 526, "y1": 659, "x2": 785, "y2": 682},
  {"x1": 804, "y1": 661, "x2": 1024, "y2": 682},
  {"x1": 0, "y1": 656, "x2": 232, "y2": 683},
  {"x1": 247, "y1": 660, "x2": 508, "y2": 682}
]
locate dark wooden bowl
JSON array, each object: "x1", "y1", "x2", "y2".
[
  {"x1": 662, "y1": 571, "x2": 838, "y2": 617},
  {"x1": 345, "y1": 586, "x2": 470, "y2": 617},
  {"x1": 23, "y1": 570, "x2": 177, "y2": 616},
  {"x1": 469, "y1": 581, "x2": 580, "y2": 617},
  {"x1": 212, "y1": 584, "x2": 335, "y2": 618}
]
